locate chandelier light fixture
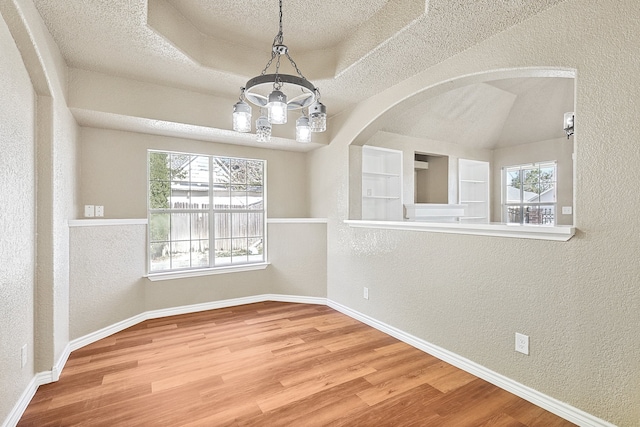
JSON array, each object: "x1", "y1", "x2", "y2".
[{"x1": 232, "y1": 0, "x2": 326, "y2": 143}]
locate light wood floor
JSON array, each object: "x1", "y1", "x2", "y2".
[{"x1": 19, "y1": 302, "x2": 575, "y2": 426}]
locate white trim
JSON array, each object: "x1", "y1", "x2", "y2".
[
  {"x1": 327, "y1": 300, "x2": 616, "y2": 427},
  {"x1": 267, "y1": 218, "x2": 328, "y2": 224},
  {"x1": 344, "y1": 219, "x2": 575, "y2": 241},
  {"x1": 68, "y1": 218, "x2": 148, "y2": 227},
  {"x1": 2, "y1": 372, "x2": 50, "y2": 427},
  {"x1": 145, "y1": 262, "x2": 270, "y2": 281}
]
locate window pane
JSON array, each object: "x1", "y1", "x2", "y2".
[
  {"x1": 231, "y1": 185, "x2": 248, "y2": 208},
  {"x1": 149, "y1": 181, "x2": 170, "y2": 209},
  {"x1": 150, "y1": 213, "x2": 170, "y2": 242},
  {"x1": 505, "y1": 206, "x2": 521, "y2": 224},
  {"x1": 215, "y1": 213, "x2": 230, "y2": 238},
  {"x1": 248, "y1": 237, "x2": 263, "y2": 263},
  {"x1": 170, "y1": 213, "x2": 190, "y2": 241},
  {"x1": 248, "y1": 186, "x2": 263, "y2": 210},
  {"x1": 191, "y1": 213, "x2": 208, "y2": 240},
  {"x1": 170, "y1": 153, "x2": 190, "y2": 182},
  {"x1": 506, "y1": 170, "x2": 521, "y2": 203},
  {"x1": 247, "y1": 160, "x2": 264, "y2": 185},
  {"x1": 231, "y1": 159, "x2": 247, "y2": 184},
  {"x1": 150, "y1": 243, "x2": 169, "y2": 272},
  {"x1": 524, "y1": 205, "x2": 555, "y2": 225},
  {"x1": 231, "y1": 238, "x2": 248, "y2": 264},
  {"x1": 214, "y1": 239, "x2": 232, "y2": 266},
  {"x1": 171, "y1": 182, "x2": 190, "y2": 208},
  {"x1": 191, "y1": 155, "x2": 209, "y2": 183},
  {"x1": 191, "y1": 240, "x2": 209, "y2": 267},
  {"x1": 190, "y1": 183, "x2": 209, "y2": 209},
  {"x1": 213, "y1": 157, "x2": 230, "y2": 184},
  {"x1": 213, "y1": 184, "x2": 230, "y2": 209},
  {"x1": 169, "y1": 241, "x2": 190, "y2": 269},
  {"x1": 248, "y1": 213, "x2": 263, "y2": 237},
  {"x1": 232, "y1": 213, "x2": 248, "y2": 238},
  {"x1": 149, "y1": 152, "x2": 170, "y2": 181}
]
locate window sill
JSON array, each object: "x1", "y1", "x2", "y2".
[
  {"x1": 146, "y1": 262, "x2": 270, "y2": 281},
  {"x1": 344, "y1": 220, "x2": 575, "y2": 241}
]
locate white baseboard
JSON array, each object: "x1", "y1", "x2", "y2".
[
  {"x1": 4, "y1": 295, "x2": 614, "y2": 427},
  {"x1": 327, "y1": 300, "x2": 616, "y2": 427},
  {"x1": 1, "y1": 372, "x2": 50, "y2": 427}
]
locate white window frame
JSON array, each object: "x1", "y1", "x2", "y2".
[
  {"x1": 147, "y1": 150, "x2": 267, "y2": 278},
  {"x1": 502, "y1": 161, "x2": 557, "y2": 225}
]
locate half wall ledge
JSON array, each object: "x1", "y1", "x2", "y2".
[{"x1": 344, "y1": 220, "x2": 575, "y2": 241}]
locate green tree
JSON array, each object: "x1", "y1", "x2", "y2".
[
  {"x1": 149, "y1": 152, "x2": 188, "y2": 255},
  {"x1": 511, "y1": 168, "x2": 554, "y2": 194}
]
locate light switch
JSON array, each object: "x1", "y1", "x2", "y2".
[
  {"x1": 562, "y1": 206, "x2": 572, "y2": 215},
  {"x1": 84, "y1": 205, "x2": 95, "y2": 217},
  {"x1": 95, "y1": 206, "x2": 104, "y2": 217}
]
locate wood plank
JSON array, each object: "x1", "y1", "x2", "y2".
[{"x1": 18, "y1": 302, "x2": 576, "y2": 426}]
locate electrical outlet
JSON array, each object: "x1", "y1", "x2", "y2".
[
  {"x1": 562, "y1": 206, "x2": 572, "y2": 215},
  {"x1": 21, "y1": 344, "x2": 27, "y2": 368},
  {"x1": 515, "y1": 333, "x2": 529, "y2": 355},
  {"x1": 363, "y1": 287, "x2": 369, "y2": 300},
  {"x1": 84, "y1": 205, "x2": 95, "y2": 217},
  {"x1": 95, "y1": 205, "x2": 104, "y2": 217}
]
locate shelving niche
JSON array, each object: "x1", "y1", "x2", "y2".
[
  {"x1": 458, "y1": 158, "x2": 490, "y2": 223},
  {"x1": 362, "y1": 145, "x2": 403, "y2": 220}
]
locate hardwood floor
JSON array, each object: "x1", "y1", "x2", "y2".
[{"x1": 18, "y1": 302, "x2": 575, "y2": 426}]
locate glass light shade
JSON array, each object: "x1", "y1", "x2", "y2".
[
  {"x1": 309, "y1": 101, "x2": 326, "y2": 132},
  {"x1": 267, "y1": 90, "x2": 288, "y2": 124},
  {"x1": 296, "y1": 116, "x2": 311, "y2": 143},
  {"x1": 232, "y1": 100, "x2": 252, "y2": 133},
  {"x1": 256, "y1": 115, "x2": 272, "y2": 142}
]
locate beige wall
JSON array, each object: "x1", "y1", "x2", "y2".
[
  {"x1": 79, "y1": 127, "x2": 310, "y2": 219},
  {"x1": 68, "y1": 222, "x2": 327, "y2": 339},
  {"x1": 0, "y1": 8, "x2": 37, "y2": 421},
  {"x1": 491, "y1": 137, "x2": 574, "y2": 225},
  {"x1": 310, "y1": 0, "x2": 640, "y2": 425},
  {"x1": 1, "y1": 0, "x2": 79, "y2": 422}
]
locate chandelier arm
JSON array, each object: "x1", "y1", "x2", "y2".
[{"x1": 285, "y1": 52, "x2": 308, "y2": 81}]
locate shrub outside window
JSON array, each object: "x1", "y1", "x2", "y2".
[{"x1": 148, "y1": 150, "x2": 265, "y2": 273}]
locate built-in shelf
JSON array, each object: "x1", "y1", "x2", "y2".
[
  {"x1": 459, "y1": 159, "x2": 490, "y2": 223},
  {"x1": 362, "y1": 145, "x2": 403, "y2": 221}
]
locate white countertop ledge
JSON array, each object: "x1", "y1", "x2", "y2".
[
  {"x1": 69, "y1": 218, "x2": 148, "y2": 227},
  {"x1": 344, "y1": 220, "x2": 575, "y2": 241}
]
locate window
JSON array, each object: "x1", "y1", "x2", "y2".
[
  {"x1": 148, "y1": 150, "x2": 265, "y2": 273},
  {"x1": 503, "y1": 161, "x2": 556, "y2": 225}
]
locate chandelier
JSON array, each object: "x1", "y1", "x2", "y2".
[{"x1": 232, "y1": 0, "x2": 326, "y2": 143}]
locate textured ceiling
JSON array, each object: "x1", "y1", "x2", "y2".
[{"x1": 32, "y1": 0, "x2": 571, "y2": 148}]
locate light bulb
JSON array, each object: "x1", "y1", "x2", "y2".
[
  {"x1": 309, "y1": 101, "x2": 326, "y2": 132},
  {"x1": 296, "y1": 116, "x2": 311, "y2": 143},
  {"x1": 256, "y1": 115, "x2": 272, "y2": 142},
  {"x1": 267, "y1": 90, "x2": 287, "y2": 124},
  {"x1": 232, "y1": 100, "x2": 252, "y2": 133}
]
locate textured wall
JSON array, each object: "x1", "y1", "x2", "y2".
[
  {"x1": 79, "y1": 127, "x2": 310, "y2": 219},
  {"x1": 67, "y1": 222, "x2": 327, "y2": 337},
  {"x1": 309, "y1": 0, "x2": 640, "y2": 425},
  {"x1": 0, "y1": 8, "x2": 36, "y2": 421},
  {"x1": 69, "y1": 224, "x2": 147, "y2": 340}
]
